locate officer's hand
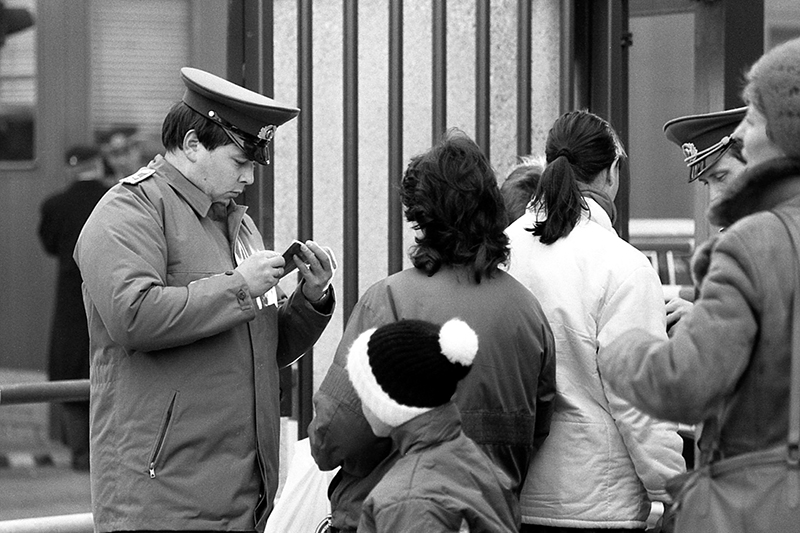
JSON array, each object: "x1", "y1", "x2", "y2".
[
  {"x1": 236, "y1": 250, "x2": 284, "y2": 297},
  {"x1": 291, "y1": 240, "x2": 337, "y2": 302},
  {"x1": 665, "y1": 297, "x2": 693, "y2": 337}
]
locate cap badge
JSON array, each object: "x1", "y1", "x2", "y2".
[
  {"x1": 258, "y1": 125, "x2": 275, "y2": 142},
  {"x1": 682, "y1": 135, "x2": 736, "y2": 181}
]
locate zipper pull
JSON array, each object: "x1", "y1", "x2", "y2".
[{"x1": 149, "y1": 462, "x2": 156, "y2": 479}]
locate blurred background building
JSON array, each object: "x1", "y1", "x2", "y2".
[{"x1": 0, "y1": 0, "x2": 798, "y2": 447}]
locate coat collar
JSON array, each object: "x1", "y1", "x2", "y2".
[
  {"x1": 390, "y1": 402, "x2": 463, "y2": 456},
  {"x1": 709, "y1": 157, "x2": 800, "y2": 227},
  {"x1": 150, "y1": 155, "x2": 249, "y2": 224},
  {"x1": 531, "y1": 197, "x2": 615, "y2": 233},
  {"x1": 583, "y1": 197, "x2": 615, "y2": 233}
]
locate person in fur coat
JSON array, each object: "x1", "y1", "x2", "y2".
[{"x1": 598, "y1": 37, "x2": 800, "y2": 533}]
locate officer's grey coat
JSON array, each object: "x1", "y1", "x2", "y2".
[{"x1": 74, "y1": 155, "x2": 332, "y2": 531}]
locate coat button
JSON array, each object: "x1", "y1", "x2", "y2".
[
  {"x1": 225, "y1": 270, "x2": 234, "y2": 276},
  {"x1": 237, "y1": 290, "x2": 247, "y2": 300}
]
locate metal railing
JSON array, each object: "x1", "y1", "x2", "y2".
[
  {"x1": 0, "y1": 379, "x2": 89, "y2": 405},
  {"x1": 0, "y1": 379, "x2": 92, "y2": 533},
  {"x1": 0, "y1": 512, "x2": 93, "y2": 533}
]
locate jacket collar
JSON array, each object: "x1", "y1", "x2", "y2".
[
  {"x1": 583, "y1": 196, "x2": 615, "y2": 233},
  {"x1": 709, "y1": 157, "x2": 800, "y2": 227},
  {"x1": 390, "y1": 402, "x2": 463, "y2": 456},
  {"x1": 531, "y1": 196, "x2": 615, "y2": 233},
  {"x1": 150, "y1": 155, "x2": 249, "y2": 224},
  {"x1": 579, "y1": 186, "x2": 617, "y2": 225}
]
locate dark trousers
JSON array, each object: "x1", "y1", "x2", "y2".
[{"x1": 61, "y1": 400, "x2": 89, "y2": 471}]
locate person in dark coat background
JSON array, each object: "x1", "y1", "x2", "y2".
[{"x1": 37, "y1": 144, "x2": 109, "y2": 471}]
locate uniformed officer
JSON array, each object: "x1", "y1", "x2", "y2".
[
  {"x1": 74, "y1": 67, "x2": 336, "y2": 532},
  {"x1": 661, "y1": 107, "x2": 748, "y2": 335},
  {"x1": 664, "y1": 107, "x2": 747, "y2": 203}
]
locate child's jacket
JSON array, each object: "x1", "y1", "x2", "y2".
[{"x1": 359, "y1": 403, "x2": 520, "y2": 533}]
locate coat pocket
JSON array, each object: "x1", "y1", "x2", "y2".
[{"x1": 148, "y1": 390, "x2": 179, "y2": 479}]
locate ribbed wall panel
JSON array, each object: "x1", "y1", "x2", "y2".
[{"x1": 89, "y1": 0, "x2": 189, "y2": 136}]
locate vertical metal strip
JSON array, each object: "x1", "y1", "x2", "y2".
[
  {"x1": 296, "y1": 0, "x2": 314, "y2": 439},
  {"x1": 559, "y1": 0, "x2": 576, "y2": 114},
  {"x1": 226, "y1": 1, "x2": 245, "y2": 84},
  {"x1": 608, "y1": 0, "x2": 629, "y2": 241},
  {"x1": 388, "y1": 0, "x2": 404, "y2": 275},
  {"x1": 343, "y1": 0, "x2": 359, "y2": 323},
  {"x1": 516, "y1": 0, "x2": 532, "y2": 157},
  {"x1": 476, "y1": 0, "x2": 490, "y2": 158},
  {"x1": 432, "y1": 0, "x2": 446, "y2": 143},
  {"x1": 298, "y1": 2, "x2": 313, "y2": 250},
  {"x1": 236, "y1": 0, "x2": 275, "y2": 248},
  {"x1": 260, "y1": 0, "x2": 275, "y2": 249}
]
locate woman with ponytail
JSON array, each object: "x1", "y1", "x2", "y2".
[
  {"x1": 506, "y1": 110, "x2": 685, "y2": 532},
  {"x1": 310, "y1": 129, "x2": 557, "y2": 533}
]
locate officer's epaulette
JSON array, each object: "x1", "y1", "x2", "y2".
[{"x1": 120, "y1": 167, "x2": 156, "y2": 185}]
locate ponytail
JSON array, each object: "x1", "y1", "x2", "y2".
[
  {"x1": 527, "y1": 109, "x2": 620, "y2": 245},
  {"x1": 531, "y1": 155, "x2": 585, "y2": 244}
]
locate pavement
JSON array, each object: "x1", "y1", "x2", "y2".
[
  {"x1": 0, "y1": 368, "x2": 73, "y2": 468},
  {"x1": 0, "y1": 366, "x2": 301, "y2": 525},
  {"x1": 0, "y1": 368, "x2": 90, "y2": 522},
  {"x1": 0, "y1": 465, "x2": 91, "y2": 521}
]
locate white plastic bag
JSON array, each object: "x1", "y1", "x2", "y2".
[{"x1": 265, "y1": 438, "x2": 338, "y2": 533}]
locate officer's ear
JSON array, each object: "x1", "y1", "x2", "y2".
[{"x1": 182, "y1": 130, "x2": 201, "y2": 162}]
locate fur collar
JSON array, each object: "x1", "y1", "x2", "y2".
[{"x1": 709, "y1": 157, "x2": 800, "y2": 228}]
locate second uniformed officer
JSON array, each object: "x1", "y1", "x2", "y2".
[{"x1": 664, "y1": 107, "x2": 747, "y2": 204}]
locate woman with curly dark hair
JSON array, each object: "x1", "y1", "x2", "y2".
[
  {"x1": 400, "y1": 130, "x2": 510, "y2": 281},
  {"x1": 309, "y1": 129, "x2": 557, "y2": 533}
]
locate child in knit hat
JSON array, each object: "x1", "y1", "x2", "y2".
[{"x1": 346, "y1": 318, "x2": 520, "y2": 533}]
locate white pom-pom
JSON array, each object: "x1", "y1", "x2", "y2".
[{"x1": 438, "y1": 319, "x2": 477, "y2": 366}]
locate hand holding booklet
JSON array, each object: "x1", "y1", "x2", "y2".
[{"x1": 280, "y1": 240, "x2": 304, "y2": 278}]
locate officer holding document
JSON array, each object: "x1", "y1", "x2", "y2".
[{"x1": 74, "y1": 67, "x2": 335, "y2": 532}]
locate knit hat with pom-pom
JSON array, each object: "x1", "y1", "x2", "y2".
[
  {"x1": 346, "y1": 318, "x2": 478, "y2": 428},
  {"x1": 743, "y1": 37, "x2": 800, "y2": 158}
]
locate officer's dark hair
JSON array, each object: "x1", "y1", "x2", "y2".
[
  {"x1": 400, "y1": 128, "x2": 509, "y2": 283},
  {"x1": 530, "y1": 109, "x2": 624, "y2": 245},
  {"x1": 161, "y1": 102, "x2": 232, "y2": 153}
]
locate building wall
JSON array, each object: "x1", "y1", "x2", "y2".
[
  {"x1": 0, "y1": 0, "x2": 227, "y2": 372},
  {"x1": 268, "y1": 0, "x2": 561, "y2": 390},
  {"x1": 4, "y1": 1, "x2": 799, "y2": 383},
  {"x1": 0, "y1": 1, "x2": 562, "y2": 388}
]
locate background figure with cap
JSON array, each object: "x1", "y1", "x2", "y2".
[
  {"x1": 309, "y1": 129, "x2": 556, "y2": 533},
  {"x1": 74, "y1": 67, "x2": 336, "y2": 532},
  {"x1": 96, "y1": 125, "x2": 147, "y2": 186},
  {"x1": 597, "y1": 37, "x2": 800, "y2": 532},
  {"x1": 661, "y1": 107, "x2": 748, "y2": 335},
  {"x1": 505, "y1": 109, "x2": 685, "y2": 532},
  {"x1": 501, "y1": 155, "x2": 545, "y2": 225},
  {"x1": 348, "y1": 318, "x2": 520, "y2": 532},
  {"x1": 37, "y1": 144, "x2": 108, "y2": 472}
]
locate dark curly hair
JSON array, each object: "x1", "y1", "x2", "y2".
[
  {"x1": 400, "y1": 129, "x2": 509, "y2": 282},
  {"x1": 161, "y1": 101, "x2": 231, "y2": 153},
  {"x1": 531, "y1": 110, "x2": 624, "y2": 244}
]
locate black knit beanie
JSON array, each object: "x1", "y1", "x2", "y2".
[{"x1": 347, "y1": 318, "x2": 478, "y2": 428}]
